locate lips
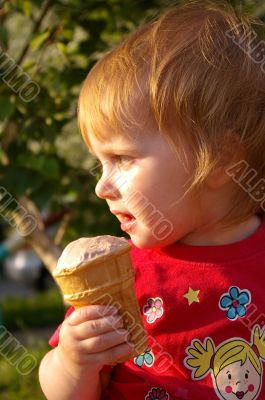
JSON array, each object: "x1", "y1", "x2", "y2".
[
  {"x1": 235, "y1": 392, "x2": 245, "y2": 399},
  {"x1": 111, "y1": 210, "x2": 134, "y2": 221},
  {"x1": 111, "y1": 210, "x2": 136, "y2": 232},
  {"x1": 117, "y1": 214, "x2": 134, "y2": 223}
]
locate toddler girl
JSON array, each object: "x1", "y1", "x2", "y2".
[{"x1": 39, "y1": 1, "x2": 265, "y2": 399}]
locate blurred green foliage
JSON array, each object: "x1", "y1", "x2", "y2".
[
  {"x1": 1, "y1": 287, "x2": 65, "y2": 330},
  {"x1": 0, "y1": 0, "x2": 264, "y2": 245},
  {"x1": 0, "y1": 338, "x2": 49, "y2": 400}
]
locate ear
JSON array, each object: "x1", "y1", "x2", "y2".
[
  {"x1": 205, "y1": 133, "x2": 245, "y2": 190},
  {"x1": 205, "y1": 165, "x2": 233, "y2": 189}
]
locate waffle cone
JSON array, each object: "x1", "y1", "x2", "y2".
[{"x1": 53, "y1": 237, "x2": 147, "y2": 363}]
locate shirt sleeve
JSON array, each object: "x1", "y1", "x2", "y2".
[{"x1": 49, "y1": 306, "x2": 75, "y2": 347}]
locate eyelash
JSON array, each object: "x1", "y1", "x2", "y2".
[
  {"x1": 113, "y1": 155, "x2": 132, "y2": 166},
  {"x1": 92, "y1": 155, "x2": 132, "y2": 181}
]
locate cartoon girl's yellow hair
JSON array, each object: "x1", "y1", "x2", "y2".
[
  {"x1": 213, "y1": 340, "x2": 260, "y2": 377},
  {"x1": 186, "y1": 338, "x2": 215, "y2": 379},
  {"x1": 186, "y1": 325, "x2": 265, "y2": 379}
]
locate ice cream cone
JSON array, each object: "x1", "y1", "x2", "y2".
[{"x1": 53, "y1": 235, "x2": 147, "y2": 363}]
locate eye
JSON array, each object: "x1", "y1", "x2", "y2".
[
  {"x1": 228, "y1": 374, "x2": 232, "y2": 380},
  {"x1": 114, "y1": 155, "x2": 133, "y2": 168},
  {"x1": 90, "y1": 157, "x2": 103, "y2": 182},
  {"x1": 245, "y1": 373, "x2": 249, "y2": 379}
]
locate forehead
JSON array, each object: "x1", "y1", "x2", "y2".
[
  {"x1": 87, "y1": 129, "x2": 143, "y2": 155},
  {"x1": 221, "y1": 358, "x2": 254, "y2": 373},
  {"x1": 78, "y1": 47, "x2": 156, "y2": 155}
]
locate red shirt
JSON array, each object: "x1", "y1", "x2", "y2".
[{"x1": 50, "y1": 214, "x2": 265, "y2": 400}]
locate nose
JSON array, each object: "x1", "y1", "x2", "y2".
[{"x1": 95, "y1": 172, "x2": 120, "y2": 200}]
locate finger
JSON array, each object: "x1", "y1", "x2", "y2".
[
  {"x1": 74, "y1": 314, "x2": 124, "y2": 340},
  {"x1": 99, "y1": 342, "x2": 134, "y2": 365},
  {"x1": 68, "y1": 305, "x2": 119, "y2": 326},
  {"x1": 83, "y1": 329, "x2": 131, "y2": 353}
]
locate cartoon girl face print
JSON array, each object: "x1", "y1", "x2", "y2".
[
  {"x1": 184, "y1": 325, "x2": 265, "y2": 400},
  {"x1": 215, "y1": 358, "x2": 261, "y2": 400}
]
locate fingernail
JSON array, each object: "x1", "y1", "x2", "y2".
[
  {"x1": 105, "y1": 306, "x2": 119, "y2": 315},
  {"x1": 109, "y1": 315, "x2": 123, "y2": 328},
  {"x1": 110, "y1": 307, "x2": 119, "y2": 315},
  {"x1": 117, "y1": 329, "x2": 127, "y2": 334},
  {"x1": 117, "y1": 319, "x2": 124, "y2": 328}
]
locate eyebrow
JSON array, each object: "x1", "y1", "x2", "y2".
[{"x1": 89, "y1": 147, "x2": 139, "y2": 157}]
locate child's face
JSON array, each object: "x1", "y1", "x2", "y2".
[
  {"x1": 215, "y1": 358, "x2": 261, "y2": 400},
  {"x1": 88, "y1": 128, "x2": 203, "y2": 248}
]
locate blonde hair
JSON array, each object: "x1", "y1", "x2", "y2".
[
  {"x1": 186, "y1": 326, "x2": 265, "y2": 379},
  {"x1": 78, "y1": 0, "x2": 265, "y2": 226},
  {"x1": 213, "y1": 340, "x2": 261, "y2": 376}
]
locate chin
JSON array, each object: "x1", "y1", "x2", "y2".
[
  {"x1": 129, "y1": 233, "x2": 171, "y2": 249},
  {"x1": 129, "y1": 234, "x2": 153, "y2": 249}
]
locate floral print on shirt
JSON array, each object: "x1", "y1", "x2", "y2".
[
  {"x1": 143, "y1": 297, "x2": 164, "y2": 324},
  {"x1": 134, "y1": 348, "x2": 154, "y2": 368},
  {"x1": 219, "y1": 286, "x2": 251, "y2": 320},
  {"x1": 145, "y1": 387, "x2": 170, "y2": 400}
]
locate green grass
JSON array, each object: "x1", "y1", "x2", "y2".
[
  {"x1": 0, "y1": 287, "x2": 66, "y2": 330},
  {"x1": 0, "y1": 339, "x2": 49, "y2": 400},
  {"x1": 0, "y1": 288, "x2": 67, "y2": 399}
]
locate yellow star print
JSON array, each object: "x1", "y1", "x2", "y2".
[{"x1": 183, "y1": 287, "x2": 200, "y2": 305}]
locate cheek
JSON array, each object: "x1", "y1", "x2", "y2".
[
  {"x1": 248, "y1": 384, "x2": 255, "y2": 392},
  {"x1": 225, "y1": 386, "x2": 233, "y2": 393}
]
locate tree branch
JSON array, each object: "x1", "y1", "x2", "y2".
[
  {"x1": 16, "y1": 0, "x2": 55, "y2": 66},
  {"x1": 54, "y1": 211, "x2": 72, "y2": 246},
  {"x1": 14, "y1": 196, "x2": 61, "y2": 273}
]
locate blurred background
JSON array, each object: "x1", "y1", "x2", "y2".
[{"x1": 0, "y1": 0, "x2": 264, "y2": 398}]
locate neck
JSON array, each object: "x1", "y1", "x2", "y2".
[{"x1": 179, "y1": 214, "x2": 261, "y2": 246}]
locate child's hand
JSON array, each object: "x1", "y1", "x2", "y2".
[{"x1": 57, "y1": 305, "x2": 133, "y2": 377}]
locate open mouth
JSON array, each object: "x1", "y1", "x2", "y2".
[
  {"x1": 112, "y1": 212, "x2": 136, "y2": 232},
  {"x1": 235, "y1": 391, "x2": 245, "y2": 399},
  {"x1": 118, "y1": 213, "x2": 134, "y2": 222}
]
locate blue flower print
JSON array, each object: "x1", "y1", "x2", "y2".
[
  {"x1": 134, "y1": 348, "x2": 154, "y2": 368},
  {"x1": 219, "y1": 286, "x2": 251, "y2": 320}
]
